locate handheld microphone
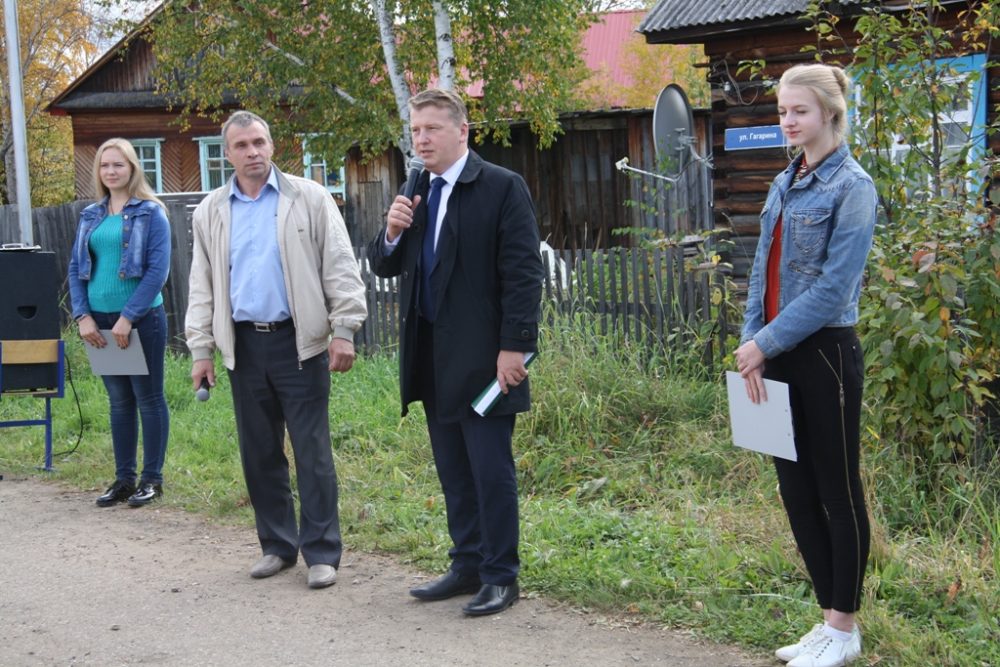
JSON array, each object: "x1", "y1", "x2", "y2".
[
  {"x1": 402, "y1": 156, "x2": 425, "y2": 200},
  {"x1": 195, "y1": 377, "x2": 211, "y2": 402}
]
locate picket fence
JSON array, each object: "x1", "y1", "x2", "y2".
[{"x1": 1, "y1": 201, "x2": 729, "y2": 365}]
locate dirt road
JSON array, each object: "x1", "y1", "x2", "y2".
[{"x1": 0, "y1": 477, "x2": 771, "y2": 667}]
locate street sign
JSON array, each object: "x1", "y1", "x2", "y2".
[{"x1": 725, "y1": 125, "x2": 786, "y2": 151}]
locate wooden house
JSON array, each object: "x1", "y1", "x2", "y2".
[
  {"x1": 47, "y1": 9, "x2": 711, "y2": 250},
  {"x1": 638, "y1": 0, "x2": 1000, "y2": 277}
]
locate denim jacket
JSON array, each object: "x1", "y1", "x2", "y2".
[
  {"x1": 67, "y1": 197, "x2": 171, "y2": 323},
  {"x1": 741, "y1": 143, "x2": 877, "y2": 358}
]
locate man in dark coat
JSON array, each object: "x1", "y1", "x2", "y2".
[{"x1": 367, "y1": 88, "x2": 543, "y2": 616}]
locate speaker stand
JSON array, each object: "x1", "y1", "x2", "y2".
[{"x1": 0, "y1": 341, "x2": 65, "y2": 471}]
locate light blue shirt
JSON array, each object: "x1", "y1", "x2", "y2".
[{"x1": 229, "y1": 168, "x2": 290, "y2": 323}]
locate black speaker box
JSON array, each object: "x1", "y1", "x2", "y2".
[{"x1": 0, "y1": 250, "x2": 61, "y2": 393}]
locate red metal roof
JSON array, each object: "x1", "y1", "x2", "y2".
[{"x1": 581, "y1": 10, "x2": 646, "y2": 98}]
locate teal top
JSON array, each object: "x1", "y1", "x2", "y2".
[{"x1": 86, "y1": 214, "x2": 164, "y2": 315}]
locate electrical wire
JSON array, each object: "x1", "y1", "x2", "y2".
[
  {"x1": 713, "y1": 59, "x2": 771, "y2": 106},
  {"x1": 49, "y1": 343, "x2": 84, "y2": 461}
]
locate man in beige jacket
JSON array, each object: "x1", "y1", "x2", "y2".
[{"x1": 186, "y1": 110, "x2": 366, "y2": 590}]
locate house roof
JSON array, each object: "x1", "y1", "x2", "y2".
[
  {"x1": 638, "y1": 0, "x2": 866, "y2": 42},
  {"x1": 50, "y1": 7, "x2": 651, "y2": 115},
  {"x1": 47, "y1": 3, "x2": 165, "y2": 114},
  {"x1": 637, "y1": 0, "x2": 972, "y2": 43},
  {"x1": 581, "y1": 10, "x2": 647, "y2": 96}
]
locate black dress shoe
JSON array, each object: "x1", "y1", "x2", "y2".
[
  {"x1": 96, "y1": 479, "x2": 136, "y2": 507},
  {"x1": 127, "y1": 482, "x2": 162, "y2": 507},
  {"x1": 462, "y1": 583, "x2": 519, "y2": 616},
  {"x1": 409, "y1": 570, "x2": 482, "y2": 601}
]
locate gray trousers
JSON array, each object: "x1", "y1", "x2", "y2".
[{"x1": 228, "y1": 322, "x2": 342, "y2": 567}]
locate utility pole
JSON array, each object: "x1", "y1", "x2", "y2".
[{"x1": 3, "y1": 0, "x2": 34, "y2": 244}]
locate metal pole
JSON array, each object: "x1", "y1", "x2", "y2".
[{"x1": 3, "y1": 0, "x2": 34, "y2": 244}]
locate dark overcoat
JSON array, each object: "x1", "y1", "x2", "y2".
[{"x1": 366, "y1": 150, "x2": 543, "y2": 423}]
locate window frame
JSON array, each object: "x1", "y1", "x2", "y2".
[
  {"x1": 129, "y1": 138, "x2": 164, "y2": 193},
  {"x1": 196, "y1": 137, "x2": 235, "y2": 191},
  {"x1": 886, "y1": 54, "x2": 987, "y2": 167},
  {"x1": 852, "y1": 53, "x2": 987, "y2": 195},
  {"x1": 301, "y1": 136, "x2": 347, "y2": 200}
]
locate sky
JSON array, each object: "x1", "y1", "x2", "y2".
[{"x1": 84, "y1": 0, "x2": 159, "y2": 55}]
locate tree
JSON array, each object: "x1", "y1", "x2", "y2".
[
  {"x1": 577, "y1": 12, "x2": 708, "y2": 110},
  {"x1": 139, "y1": 1, "x2": 596, "y2": 167},
  {"x1": 0, "y1": 0, "x2": 97, "y2": 206},
  {"x1": 799, "y1": 0, "x2": 1000, "y2": 463}
]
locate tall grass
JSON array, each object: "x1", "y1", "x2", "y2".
[{"x1": 0, "y1": 321, "x2": 996, "y2": 666}]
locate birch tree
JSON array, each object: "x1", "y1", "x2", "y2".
[{"x1": 142, "y1": 0, "x2": 593, "y2": 165}]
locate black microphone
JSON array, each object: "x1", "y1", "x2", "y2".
[
  {"x1": 402, "y1": 155, "x2": 425, "y2": 200},
  {"x1": 195, "y1": 377, "x2": 211, "y2": 402}
]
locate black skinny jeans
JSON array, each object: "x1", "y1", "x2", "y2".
[{"x1": 764, "y1": 326, "x2": 870, "y2": 613}]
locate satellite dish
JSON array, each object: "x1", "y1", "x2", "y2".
[{"x1": 652, "y1": 84, "x2": 695, "y2": 169}]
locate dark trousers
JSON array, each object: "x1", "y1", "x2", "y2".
[
  {"x1": 92, "y1": 305, "x2": 169, "y2": 485},
  {"x1": 228, "y1": 322, "x2": 342, "y2": 568},
  {"x1": 418, "y1": 318, "x2": 520, "y2": 585},
  {"x1": 765, "y1": 327, "x2": 870, "y2": 613}
]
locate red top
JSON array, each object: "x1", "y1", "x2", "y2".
[
  {"x1": 764, "y1": 157, "x2": 811, "y2": 324},
  {"x1": 765, "y1": 216, "x2": 782, "y2": 323}
]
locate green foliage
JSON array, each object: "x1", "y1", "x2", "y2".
[
  {"x1": 144, "y1": 0, "x2": 593, "y2": 162},
  {"x1": 1, "y1": 325, "x2": 998, "y2": 664},
  {"x1": 801, "y1": 0, "x2": 1000, "y2": 462},
  {"x1": 552, "y1": 244, "x2": 733, "y2": 375},
  {"x1": 1, "y1": 0, "x2": 96, "y2": 206}
]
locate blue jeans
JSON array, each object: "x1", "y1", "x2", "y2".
[{"x1": 92, "y1": 306, "x2": 169, "y2": 485}]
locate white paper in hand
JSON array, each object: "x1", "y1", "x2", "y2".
[
  {"x1": 84, "y1": 330, "x2": 149, "y2": 376},
  {"x1": 725, "y1": 371, "x2": 796, "y2": 461},
  {"x1": 472, "y1": 352, "x2": 535, "y2": 417}
]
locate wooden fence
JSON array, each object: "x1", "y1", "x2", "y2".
[
  {"x1": 2, "y1": 202, "x2": 729, "y2": 363},
  {"x1": 361, "y1": 246, "x2": 731, "y2": 369}
]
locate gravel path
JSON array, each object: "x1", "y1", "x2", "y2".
[{"x1": 0, "y1": 477, "x2": 772, "y2": 667}]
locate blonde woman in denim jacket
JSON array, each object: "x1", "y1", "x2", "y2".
[
  {"x1": 67, "y1": 138, "x2": 171, "y2": 508},
  {"x1": 735, "y1": 64, "x2": 877, "y2": 667}
]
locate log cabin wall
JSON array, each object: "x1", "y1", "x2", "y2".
[{"x1": 699, "y1": 7, "x2": 995, "y2": 285}]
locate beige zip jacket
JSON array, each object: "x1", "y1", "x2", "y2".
[{"x1": 185, "y1": 169, "x2": 366, "y2": 370}]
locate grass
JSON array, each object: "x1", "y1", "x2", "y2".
[{"x1": 1, "y1": 321, "x2": 997, "y2": 666}]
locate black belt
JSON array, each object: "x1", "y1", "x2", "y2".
[{"x1": 237, "y1": 319, "x2": 292, "y2": 333}]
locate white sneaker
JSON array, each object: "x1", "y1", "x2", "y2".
[
  {"x1": 787, "y1": 626, "x2": 862, "y2": 667},
  {"x1": 775, "y1": 623, "x2": 824, "y2": 662}
]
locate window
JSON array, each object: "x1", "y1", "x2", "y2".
[
  {"x1": 854, "y1": 54, "x2": 987, "y2": 196},
  {"x1": 889, "y1": 55, "x2": 986, "y2": 166},
  {"x1": 197, "y1": 138, "x2": 234, "y2": 191},
  {"x1": 130, "y1": 139, "x2": 163, "y2": 192},
  {"x1": 302, "y1": 138, "x2": 346, "y2": 203}
]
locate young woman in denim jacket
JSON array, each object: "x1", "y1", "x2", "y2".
[
  {"x1": 68, "y1": 138, "x2": 171, "y2": 508},
  {"x1": 735, "y1": 64, "x2": 877, "y2": 667}
]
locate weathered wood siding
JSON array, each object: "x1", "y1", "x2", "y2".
[
  {"x1": 475, "y1": 111, "x2": 712, "y2": 250},
  {"x1": 701, "y1": 13, "x2": 997, "y2": 284},
  {"x1": 69, "y1": 111, "x2": 223, "y2": 199},
  {"x1": 75, "y1": 36, "x2": 157, "y2": 94},
  {"x1": 343, "y1": 146, "x2": 404, "y2": 248}
]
